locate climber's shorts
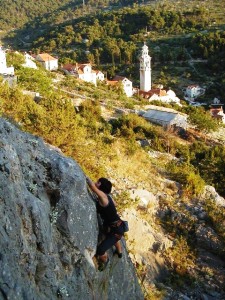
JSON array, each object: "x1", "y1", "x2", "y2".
[{"x1": 96, "y1": 221, "x2": 124, "y2": 256}]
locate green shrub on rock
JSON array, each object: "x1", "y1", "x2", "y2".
[{"x1": 166, "y1": 161, "x2": 205, "y2": 198}]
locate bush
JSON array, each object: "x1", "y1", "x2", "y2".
[
  {"x1": 190, "y1": 144, "x2": 225, "y2": 197},
  {"x1": 203, "y1": 199, "x2": 225, "y2": 246},
  {"x1": 16, "y1": 67, "x2": 52, "y2": 94},
  {"x1": 114, "y1": 190, "x2": 135, "y2": 212},
  {"x1": 164, "y1": 236, "x2": 196, "y2": 288},
  {"x1": 166, "y1": 161, "x2": 205, "y2": 197},
  {"x1": 188, "y1": 107, "x2": 219, "y2": 133}
]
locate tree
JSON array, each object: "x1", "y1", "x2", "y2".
[
  {"x1": 166, "y1": 161, "x2": 205, "y2": 197},
  {"x1": 188, "y1": 107, "x2": 219, "y2": 134},
  {"x1": 6, "y1": 52, "x2": 25, "y2": 68},
  {"x1": 16, "y1": 67, "x2": 52, "y2": 94},
  {"x1": 192, "y1": 145, "x2": 225, "y2": 197}
]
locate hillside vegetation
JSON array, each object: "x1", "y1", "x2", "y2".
[
  {"x1": 1, "y1": 56, "x2": 225, "y2": 196},
  {"x1": 0, "y1": 0, "x2": 165, "y2": 30},
  {"x1": 1, "y1": 58, "x2": 225, "y2": 299},
  {"x1": 0, "y1": 0, "x2": 75, "y2": 30},
  {"x1": 3, "y1": 0, "x2": 224, "y2": 102}
]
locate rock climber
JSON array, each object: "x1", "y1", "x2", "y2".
[{"x1": 86, "y1": 177, "x2": 124, "y2": 271}]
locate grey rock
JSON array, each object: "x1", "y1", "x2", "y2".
[
  {"x1": 196, "y1": 224, "x2": 224, "y2": 252},
  {"x1": 208, "y1": 290, "x2": 222, "y2": 298},
  {"x1": 201, "y1": 186, "x2": 225, "y2": 207},
  {"x1": 201, "y1": 294, "x2": 210, "y2": 300},
  {"x1": 201, "y1": 292, "x2": 223, "y2": 300},
  {"x1": 198, "y1": 211, "x2": 208, "y2": 220},
  {"x1": 179, "y1": 295, "x2": 191, "y2": 300},
  {"x1": 0, "y1": 118, "x2": 143, "y2": 300}
]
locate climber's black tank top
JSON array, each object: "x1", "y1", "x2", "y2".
[{"x1": 96, "y1": 195, "x2": 120, "y2": 226}]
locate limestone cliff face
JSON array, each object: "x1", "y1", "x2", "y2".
[{"x1": 0, "y1": 118, "x2": 143, "y2": 300}]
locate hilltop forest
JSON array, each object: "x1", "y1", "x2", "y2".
[
  {"x1": 0, "y1": 0, "x2": 171, "y2": 30},
  {"x1": 2, "y1": 0, "x2": 225, "y2": 101}
]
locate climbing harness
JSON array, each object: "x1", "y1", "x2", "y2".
[{"x1": 110, "y1": 219, "x2": 123, "y2": 227}]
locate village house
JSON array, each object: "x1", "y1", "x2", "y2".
[
  {"x1": 139, "y1": 88, "x2": 181, "y2": 105},
  {"x1": 22, "y1": 53, "x2": 37, "y2": 69},
  {"x1": 183, "y1": 84, "x2": 205, "y2": 100},
  {"x1": 0, "y1": 46, "x2": 17, "y2": 87},
  {"x1": 111, "y1": 75, "x2": 133, "y2": 97},
  {"x1": 61, "y1": 63, "x2": 104, "y2": 86},
  {"x1": 95, "y1": 70, "x2": 104, "y2": 81},
  {"x1": 141, "y1": 105, "x2": 188, "y2": 129},
  {"x1": 0, "y1": 46, "x2": 14, "y2": 76},
  {"x1": 210, "y1": 104, "x2": 225, "y2": 124},
  {"x1": 213, "y1": 97, "x2": 221, "y2": 104},
  {"x1": 35, "y1": 53, "x2": 58, "y2": 71}
]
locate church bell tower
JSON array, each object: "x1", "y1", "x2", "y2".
[
  {"x1": 139, "y1": 43, "x2": 151, "y2": 92},
  {"x1": 0, "y1": 46, "x2": 7, "y2": 74}
]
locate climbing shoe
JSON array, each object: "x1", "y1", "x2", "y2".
[
  {"x1": 113, "y1": 250, "x2": 122, "y2": 258},
  {"x1": 98, "y1": 258, "x2": 109, "y2": 272}
]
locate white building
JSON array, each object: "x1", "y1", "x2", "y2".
[
  {"x1": 210, "y1": 105, "x2": 225, "y2": 124},
  {"x1": 139, "y1": 43, "x2": 151, "y2": 92},
  {"x1": 36, "y1": 53, "x2": 58, "y2": 71},
  {"x1": 0, "y1": 46, "x2": 14, "y2": 75},
  {"x1": 22, "y1": 53, "x2": 37, "y2": 69},
  {"x1": 76, "y1": 63, "x2": 96, "y2": 85},
  {"x1": 213, "y1": 97, "x2": 220, "y2": 104},
  {"x1": 142, "y1": 105, "x2": 188, "y2": 129},
  {"x1": 112, "y1": 75, "x2": 133, "y2": 97},
  {"x1": 139, "y1": 88, "x2": 181, "y2": 105},
  {"x1": 96, "y1": 70, "x2": 105, "y2": 82},
  {"x1": 183, "y1": 85, "x2": 205, "y2": 100},
  {"x1": 61, "y1": 63, "x2": 104, "y2": 86}
]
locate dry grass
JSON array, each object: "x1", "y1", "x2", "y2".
[{"x1": 104, "y1": 138, "x2": 160, "y2": 192}]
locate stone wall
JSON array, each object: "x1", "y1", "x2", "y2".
[{"x1": 0, "y1": 118, "x2": 143, "y2": 300}]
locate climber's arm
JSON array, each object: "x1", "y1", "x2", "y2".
[{"x1": 86, "y1": 177, "x2": 109, "y2": 207}]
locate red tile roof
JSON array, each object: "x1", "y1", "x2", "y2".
[
  {"x1": 113, "y1": 75, "x2": 126, "y2": 81},
  {"x1": 210, "y1": 107, "x2": 224, "y2": 118},
  {"x1": 62, "y1": 63, "x2": 75, "y2": 71},
  {"x1": 106, "y1": 80, "x2": 118, "y2": 86},
  {"x1": 139, "y1": 88, "x2": 167, "y2": 98},
  {"x1": 36, "y1": 53, "x2": 57, "y2": 62}
]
